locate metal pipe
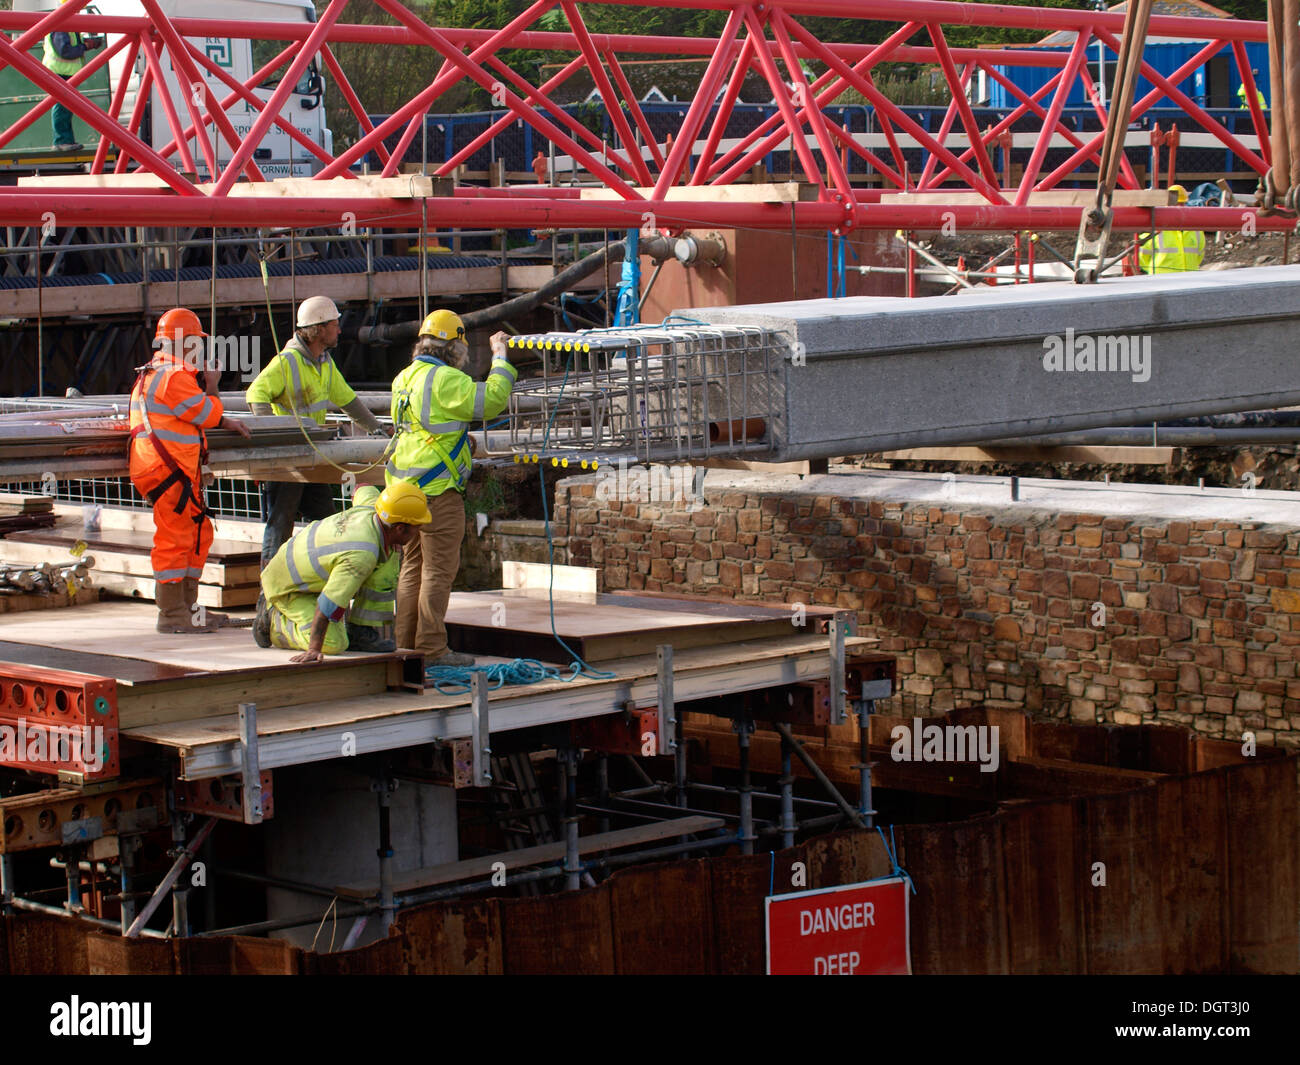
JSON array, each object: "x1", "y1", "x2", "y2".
[
  {"x1": 125, "y1": 816, "x2": 215, "y2": 938},
  {"x1": 563, "y1": 748, "x2": 581, "y2": 892},
  {"x1": 0, "y1": 853, "x2": 14, "y2": 915},
  {"x1": 200, "y1": 902, "x2": 376, "y2": 939},
  {"x1": 779, "y1": 734, "x2": 797, "y2": 849},
  {"x1": 11, "y1": 896, "x2": 170, "y2": 939},
  {"x1": 211, "y1": 866, "x2": 340, "y2": 901},
  {"x1": 376, "y1": 777, "x2": 395, "y2": 933},
  {"x1": 774, "y1": 722, "x2": 868, "y2": 829},
  {"x1": 736, "y1": 720, "x2": 756, "y2": 856}
]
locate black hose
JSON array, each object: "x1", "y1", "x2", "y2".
[{"x1": 356, "y1": 240, "x2": 626, "y2": 344}]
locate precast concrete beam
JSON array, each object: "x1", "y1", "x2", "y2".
[{"x1": 686, "y1": 265, "x2": 1300, "y2": 460}]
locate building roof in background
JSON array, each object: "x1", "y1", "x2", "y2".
[{"x1": 1036, "y1": 0, "x2": 1234, "y2": 46}]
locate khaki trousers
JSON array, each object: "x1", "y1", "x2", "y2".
[{"x1": 395, "y1": 489, "x2": 465, "y2": 656}]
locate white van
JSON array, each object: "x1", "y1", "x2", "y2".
[{"x1": 13, "y1": 0, "x2": 332, "y2": 177}]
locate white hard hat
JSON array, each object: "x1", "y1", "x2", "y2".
[{"x1": 296, "y1": 295, "x2": 340, "y2": 328}]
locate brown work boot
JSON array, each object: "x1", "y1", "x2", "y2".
[
  {"x1": 178, "y1": 577, "x2": 226, "y2": 633},
  {"x1": 155, "y1": 580, "x2": 197, "y2": 633}
]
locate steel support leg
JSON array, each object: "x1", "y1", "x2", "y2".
[
  {"x1": 857, "y1": 699, "x2": 878, "y2": 829},
  {"x1": 734, "y1": 717, "x2": 757, "y2": 855},
  {"x1": 779, "y1": 734, "x2": 797, "y2": 849},
  {"x1": 674, "y1": 709, "x2": 687, "y2": 808},
  {"x1": 559, "y1": 747, "x2": 581, "y2": 891},
  {"x1": 0, "y1": 853, "x2": 15, "y2": 915},
  {"x1": 169, "y1": 816, "x2": 190, "y2": 938},
  {"x1": 64, "y1": 845, "x2": 83, "y2": 912},
  {"x1": 118, "y1": 834, "x2": 137, "y2": 934},
  {"x1": 375, "y1": 776, "x2": 396, "y2": 933}
]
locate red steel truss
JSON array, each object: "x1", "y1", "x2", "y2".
[{"x1": 0, "y1": 0, "x2": 1290, "y2": 234}]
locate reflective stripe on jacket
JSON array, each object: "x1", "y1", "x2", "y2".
[
  {"x1": 385, "y1": 355, "x2": 517, "y2": 496},
  {"x1": 245, "y1": 335, "x2": 357, "y2": 427},
  {"x1": 128, "y1": 354, "x2": 222, "y2": 478},
  {"x1": 1138, "y1": 229, "x2": 1206, "y2": 273},
  {"x1": 261, "y1": 501, "x2": 390, "y2": 621}
]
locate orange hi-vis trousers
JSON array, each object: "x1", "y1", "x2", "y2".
[{"x1": 130, "y1": 464, "x2": 212, "y2": 584}]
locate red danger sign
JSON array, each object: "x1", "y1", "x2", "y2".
[{"x1": 765, "y1": 877, "x2": 911, "y2": 975}]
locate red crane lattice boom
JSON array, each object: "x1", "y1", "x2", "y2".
[{"x1": 0, "y1": 0, "x2": 1288, "y2": 234}]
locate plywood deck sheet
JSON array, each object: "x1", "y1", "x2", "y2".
[
  {"x1": 444, "y1": 588, "x2": 820, "y2": 662},
  {"x1": 0, "y1": 601, "x2": 419, "y2": 728},
  {"x1": 128, "y1": 631, "x2": 877, "y2": 779}
]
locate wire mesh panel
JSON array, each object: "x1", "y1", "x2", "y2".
[{"x1": 505, "y1": 324, "x2": 784, "y2": 465}]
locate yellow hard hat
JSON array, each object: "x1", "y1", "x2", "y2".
[
  {"x1": 375, "y1": 482, "x2": 432, "y2": 526},
  {"x1": 1168, "y1": 184, "x2": 1188, "y2": 204},
  {"x1": 419, "y1": 309, "x2": 465, "y2": 341}
]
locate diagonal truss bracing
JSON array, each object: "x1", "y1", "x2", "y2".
[{"x1": 0, "y1": 0, "x2": 1286, "y2": 233}]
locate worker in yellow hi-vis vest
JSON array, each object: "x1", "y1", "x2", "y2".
[
  {"x1": 246, "y1": 295, "x2": 392, "y2": 567},
  {"x1": 386, "y1": 310, "x2": 516, "y2": 666},
  {"x1": 1137, "y1": 185, "x2": 1206, "y2": 274},
  {"x1": 253, "y1": 481, "x2": 429, "y2": 662}
]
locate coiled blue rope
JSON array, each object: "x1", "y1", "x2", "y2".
[{"x1": 425, "y1": 657, "x2": 598, "y2": 695}]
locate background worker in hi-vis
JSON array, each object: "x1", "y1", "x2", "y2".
[
  {"x1": 387, "y1": 310, "x2": 515, "y2": 666},
  {"x1": 246, "y1": 295, "x2": 391, "y2": 566}
]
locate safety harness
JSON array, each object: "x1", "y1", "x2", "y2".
[
  {"x1": 129, "y1": 361, "x2": 214, "y2": 526},
  {"x1": 393, "y1": 353, "x2": 470, "y2": 492}
]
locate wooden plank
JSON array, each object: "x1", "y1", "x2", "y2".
[
  {"x1": 0, "y1": 588, "x2": 96, "y2": 614},
  {"x1": 886, "y1": 189, "x2": 1170, "y2": 207},
  {"x1": 95, "y1": 573, "x2": 258, "y2": 608},
  {"x1": 445, "y1": 588, "x2": 811, "y2": 662},
  {"x1": 1, "y1": 265, "x2": 570, "y2": 319},
  {"x1": 116, "y1": 662, "x2": 393, "y2": 728},
  {"x1": 502, "y1": 560, "x2": 596, "y2": 595},
  {"x1": 581, "y1": 181, "x2": 809, "y2": 203},
  {"x1": 52, "y1": 504, "x2": 265, "y2": 546},
  {"x1": 0, "y1": 538, "x2": 259, "y2": 586},
  {"x1": 334, "y1": 816, "x2": 725, "y2": 898}
]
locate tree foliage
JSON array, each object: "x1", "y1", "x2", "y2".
[{"x1": 320, "y1": 0, "x2": 1272, "y2": 145}]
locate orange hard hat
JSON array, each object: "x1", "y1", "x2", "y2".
[{"x1": 154, "y1": 308, "x2": 206, "y2": 341}]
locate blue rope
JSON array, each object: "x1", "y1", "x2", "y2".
[
  {"x1": 538, "y1": 346, "x2": 614, "y2": 682},
  {"x1": 769, "y1": 850, "x2": 775, "y2": 897},
  {"x1": 425, "y1": 658, "x2": 587, "y2": 695},
  {"x1": 876, "y1": 824, "x2": 918, "y2": 895}
]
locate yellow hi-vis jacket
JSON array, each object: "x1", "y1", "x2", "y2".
[
  {"x1": 1138, "y1": 229, "x2": 1206, "y2": 273},
  {"x1": 245, "y1": 335, "x2": 357, "y2": 427},
  {"x1": 385, "y1": 353, "x2": 517, "y2": 497},
  {"x1": 260, "y1": 496, "x2": 393, "y2": 623},
  {"x1": 42, "y1": 33, "x2": 84, "y2": 76},
  {"x1": 347, "y1": 486, "x2": 398, "y2": 628}
]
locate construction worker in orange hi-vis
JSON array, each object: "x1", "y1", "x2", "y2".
[{"x1": 129, "y1": 308, "x2": 250, "y2": 633}]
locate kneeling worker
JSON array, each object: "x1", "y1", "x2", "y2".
[{"x1": 254, "y1": 481, "x2": 430, "y2": 663}]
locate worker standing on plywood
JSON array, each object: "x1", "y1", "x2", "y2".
[
  {"x1": 253, "y1": 481, "x2": 429, "y2": 661},
  {"x1": 129, "y1": 308, "x2": 251, "y2": 633},
  {"x1": 1136, "y1": 185, "x2": 1206, "y2": 274},
  {"x1": 245, "y1": 296, "x2": 390, "y2": 566},
  {"x1": 387, "y1": 311, "x2": 515, "y2": 667}
]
